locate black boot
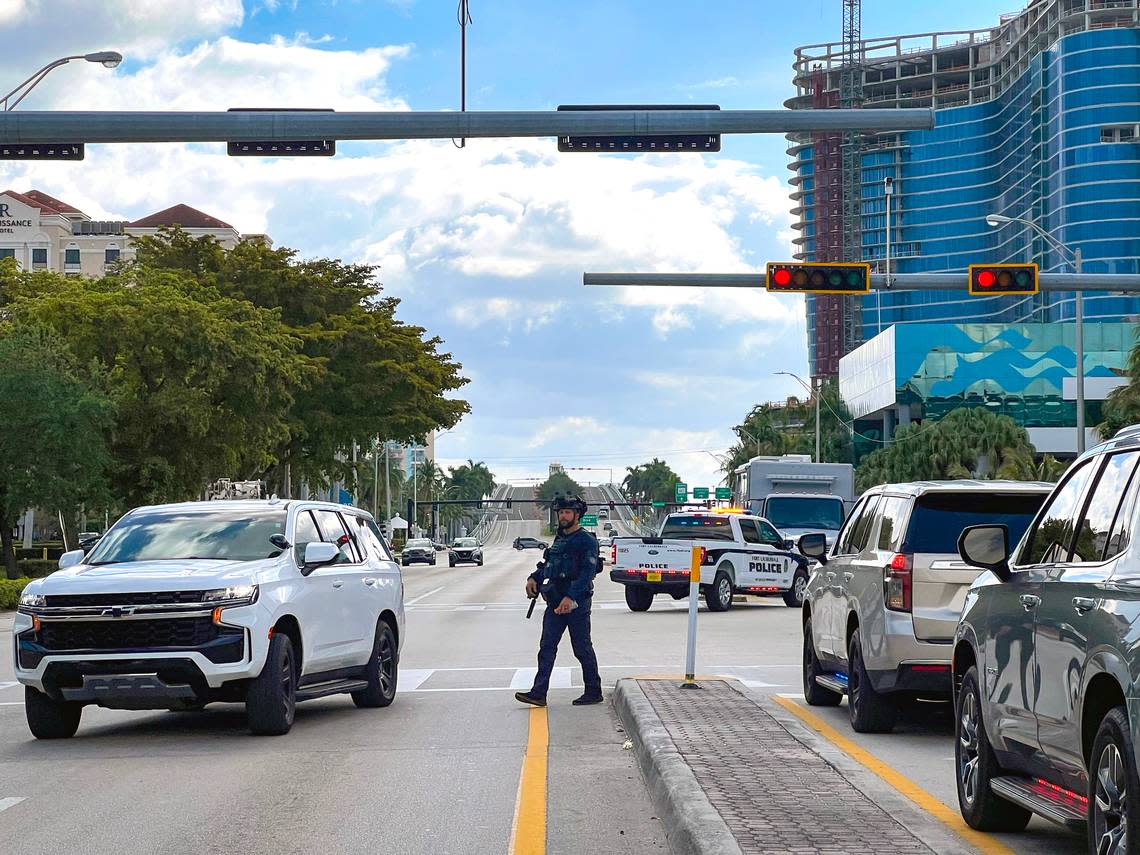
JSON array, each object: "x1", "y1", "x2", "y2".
[
  {"x1": 515, "y1": 691, "x2": 546, "y2": 707},
  {"x1": 572, "y1": 692, "x2": 603, "y2": 706}
]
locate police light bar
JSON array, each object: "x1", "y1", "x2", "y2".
[
  {"x1": 766, "y1": 262, "x2": 871, "y2": 294},
  {"x1": 968, "y1": 263, "x2": 1038, "y2": 295}
]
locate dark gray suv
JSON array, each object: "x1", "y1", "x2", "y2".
[{"x1": 953, "y1": 425, "x2": 1140, "y2": 852}]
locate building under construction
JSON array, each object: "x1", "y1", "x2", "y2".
[{"x1": 785, "y1": 0, "x2": 1140, "y2": 379}]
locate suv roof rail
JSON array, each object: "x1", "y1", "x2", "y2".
[{"x1": 1113, "y1": 424, "x2": 1140, "y2": 441}]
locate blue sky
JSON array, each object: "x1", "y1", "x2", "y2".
[{"x1": 0, "y1": 0, "x2": 1021, "y2": 489}]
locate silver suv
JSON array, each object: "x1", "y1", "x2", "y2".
[{"x1": 800, "y1": 480, "x2": 1050, "y2": 733}]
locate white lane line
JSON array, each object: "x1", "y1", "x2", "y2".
[
  {"x1": 404, "y1": 586, "x2": 445, "y2": 606},
  {"x1": 455, "y1": 605, "x2": 485, "y2": 611},
  {"x1": 396, "y1": 669, "x2": 435, "y2": 693},
  {"x1": 550, "y1": 667, "x2": 572, "y2": 689},
  {"x1": 0, "y1": 701, "x2": 23, "y2": 706},
  {"x1": 0, "y1": 798, "x2": 26, "y2": 813},
  {"x1": 0, "y1": 681, "x2": 18, "y2": 690},
  {"x1": 510, "y1": 668, "x2": 537, "y2": 691}
]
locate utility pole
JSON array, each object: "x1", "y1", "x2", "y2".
[{"x1": 384, "y1": 441, "x2": 392, "y2": 524}]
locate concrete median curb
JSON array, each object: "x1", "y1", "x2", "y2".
[{"x1": 613, "y1": 679, "x2": 742, "y2": 855}]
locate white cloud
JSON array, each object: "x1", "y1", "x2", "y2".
[
  {"x1": 0, "y1": 1, "x2": 243, "y2": 79},
  {"x1": 682, "y1": 76, "x2": 740, "y2": 90},
  {"x1": 526, "y1": 417, "x2": 603, "y2": 450},
  {"x1": 449, "y1": 297, "x2": 564, "y2": 333}
]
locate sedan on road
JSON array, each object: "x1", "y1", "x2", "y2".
[
  {"x1": 449, "y1": 537, "x2": 483, "y2": 567},
  {"x1": 513, "y1": 536, "x2": 548, "y2": 550},
  {"x1": 401, "y1": 538, "x2": 437, "y2": 566}
]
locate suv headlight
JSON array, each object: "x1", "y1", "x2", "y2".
[
  {"x1": 202, "y1": 584, "x2": 258, "y2": 606},
  {"x1": 18, "y1": 590, "x2": 45, "y2": 609}
]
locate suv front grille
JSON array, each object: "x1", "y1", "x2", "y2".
[
  {"x1": 39, "y1": 617, "x2": 226, "y2": 651},
  {"x1": 44, "y1": 591, "x2": 207, "y2": 608}
]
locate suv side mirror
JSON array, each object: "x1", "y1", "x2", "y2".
[
  {"x1": 958, "y1": 525, "x2": 1011, "y2": 582},
  {"x1": 798, "y1": 533, "x2": 828, "y2": 565},
  {"x1": 302, "y1": 541, "x2": 340, "y2": 574},
  {"x1": 58, "y1": 549, "x2": 86, "y2": 570}
]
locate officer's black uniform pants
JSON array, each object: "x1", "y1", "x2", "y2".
[{"x1": 530, "y1": 597, "x2": 601, "y2": 699}]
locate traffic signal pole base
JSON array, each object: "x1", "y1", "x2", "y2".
[{"x1": 679, "y1": 679, "x2": 702, "y2": 690}]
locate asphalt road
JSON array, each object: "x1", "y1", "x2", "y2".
[{"x1": 0, "y1": 491, "x2": 1087, "y2": 854}]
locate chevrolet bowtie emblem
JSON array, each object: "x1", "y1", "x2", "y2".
[{"x1": 101, "y1": 607, "x2": 135, "y2": 618}]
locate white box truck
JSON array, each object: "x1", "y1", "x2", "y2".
[{"x1": 732, "y1": 455, "x2": 855, "y2": 550}]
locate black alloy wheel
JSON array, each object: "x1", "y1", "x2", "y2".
[
  {"x1": 1090, "y1": 707, "x2": 1139, "y2": 855},
  {"x1": 246, "y1": 632, "x2": 296, "y2": 736},
  {"x1": 353, "y1": 621, "x2": 398, "y2": 708},
  {"x1": 847, "y1": 628, "x2": 897, "y2": 733},
  {"x1": 954, "y1": 665, "x2": 1030, "y2": 831},
  {"x1": 802, "y1": 618, "x2": 841, "y2": 707}
]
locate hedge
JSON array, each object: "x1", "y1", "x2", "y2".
[
  {"x1": 18, "y1": 560, "x2": 57, "y2": 579},
  {"x1": 0, "y1": 578, "x2": 32, "y2": 610}
]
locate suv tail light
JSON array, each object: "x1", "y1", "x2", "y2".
[
  {"x1": 885, "y1": 553, "x2": 912, "y2": 612},
  {"x1": 700, "y1": 547, "x2": 715, "y2": 566},
  {"x1": 611, "y1": 544, "x2": 616, "y2": 563}
]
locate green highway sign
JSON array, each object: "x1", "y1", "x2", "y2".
[
  {"x1": 652, "y1": 501, "x2": 666, "y2": 508},
  {"x1": 715, "y1": 487, "x2": 732, "y2": 500},
  {"x1": 581, "y1": 514, "x2": 598, "y2": 527},
  {"x1": 693, "y1": 487, "x2": 709, "y2": 499},
  {"x1": 674, "y1": 482, "x2": 688, "y2": 502}
]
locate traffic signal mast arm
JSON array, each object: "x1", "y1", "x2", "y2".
[{"x1": 583, "y1": 272, "x2": 1140, "y2": 292}]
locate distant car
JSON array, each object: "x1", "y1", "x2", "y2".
[
  {"x1": 597, "y1": 509, "x2": 609, "y2": 519},
  {"x1": 76, "y1": 532, "x2": 101, "y2": 552},
  {"x1": 449, "y1": 537, "x2": 483, "y2": 567},
  {"x1": 432, "y1": 541, "x2": 448, "y2": 552},
  {"x1": 602, "y1": 522, "x2": 614, "y2": 532},
  {"x1": 597, "y1": 536, "x2": 614, "y2": 563},
  {"x1": 401, "y1": 538, "x2": 437, "y2": 566},
  {"x1": 513, "y1": 537, "x2": 548, "y2": 550}
]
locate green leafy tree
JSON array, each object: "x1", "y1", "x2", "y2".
[
  {"x1": 622, "y1": 458, "x2": 684, "y2": 504},
  {"x1": 536, "y1": 471, "x2": 585, "y2": 508},
  {"x1": 8, "y1": 267, "x2": 311, "y2": 506},
  {"x1": 855, "y1": 407, "x2": 1039, "y2": 492},
  {"x1": 0, "y1": 325, "x2": 115, "y2": 577},
  {"x1": 130, "y1": 229, "x2": 470, "y2": 494},
  {"x1": 1099, "y1": 334, "x2": 1140, "y2": 441}
]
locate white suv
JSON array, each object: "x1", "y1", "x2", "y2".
[{"x1": 13, "y1": 499, "x2": 405, "y2": 738}]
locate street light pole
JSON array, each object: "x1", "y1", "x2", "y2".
[
  {"x1": 734, "y1": 425, "x2": 761, "y2": 457},
  {"x1": 1, "y1": 51, "x2": 122, "y2": 111},
  {"x1": 775, "y1": 371, "x2": 824, "y2": 463},
  {"x1": 985, "y1": 214, "x2": 1086, "y2": 453}
]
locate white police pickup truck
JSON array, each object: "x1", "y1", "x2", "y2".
[{"x1": 609, "y1": 510, "x2": 810, "y2": 612}]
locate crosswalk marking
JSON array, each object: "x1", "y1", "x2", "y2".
[
  {"x1": 0, "y1": 798, "x2": 26, "y2": 813},
  {"x1": 0, "y1": 681, "x2": 18, "y2": 691},
  {"x1": 398, "y1": 669, "x2": 435, "y2": 693}
]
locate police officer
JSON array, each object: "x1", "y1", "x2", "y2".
[{"x1": 515, "y1": 495, "x2": 602, "y2": 707}]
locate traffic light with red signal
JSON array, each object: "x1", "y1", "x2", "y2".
[
  {"x1": 968, "y1": 263, "x2": 1038, "y2": 295},
  {"x1": 609, "y1": 501, "x2": 616, "y2": 510},
  {"x1": 765, "y1": 262, "x2": 871, "y2": 294}
]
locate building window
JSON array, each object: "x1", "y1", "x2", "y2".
[
  {"x1": 64, "y1": 248, "x2": 80, "y2": 265},
  {"x1": 32, "y1": 247, "x2": 47, "y2": 266},
  {"x1": 104, "y1": 247, "x2": 120, "y2": 264},
  {"x1": 1102, "y1": 125, "x2": 1140, "y2": 143},
  {"x1": 0, "y1": 248, "x2": 15, "y2": 260}
]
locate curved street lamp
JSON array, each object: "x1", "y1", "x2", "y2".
[
  {"x1": 2, "y1": 51, "x2": 123, "y2": 111},
  {"x1": 985, "y1": 213, "x2": 1085, "y2": 452}
]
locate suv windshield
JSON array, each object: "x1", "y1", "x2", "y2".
[
  {"x1": 86, "y1": 507, "x2": 287, "y2": 564},
  {"x1": 454, "y1": 539, "x2": 477, "y2": 547},
  {"x1": 764, "y1": 497, "x2": 844, "y2": 530},
  {"x1": 905, "y1": 492, "x2": 1047, "y2": 554},
  {"x1": 405, "y1": 539, "x2": 431, "y2": 549},
  {"x1": 660, "y1": 515, "x2": 735, "y2": 541}
]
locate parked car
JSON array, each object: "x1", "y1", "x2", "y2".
[
  {"x1": 513, "y1": 537, "x2": 548, "y2": 550},
  {"x1": 13, "y1": 500, "x2": 404, "y2": 738},
  {"x1": 449, "y1": 537, "x2": 483, "y2": 567},
  {"x1": 953, "y1": 429, "x2": 1140, "y2": 843},
  {"x1": 401, "y1": 538, "x2": 436, "y2": 566},
  {"x1": 800, "y1": 480, "x2": 1051, "y2": 733}
]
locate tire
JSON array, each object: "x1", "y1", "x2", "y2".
[
  {"x1": 803, "y1": 618, "x2": 842, "y2": 707},
  {"x1": 784, "y1": 568, "x2": 809, "y2": 608},
  {"x1": 1089, "y1": 706, "x2": 1140, "y2": 854},
  {"x1": 477, "y1": 558, "x2": 483, "y2": 566},
  {"x1": 430, "y1": 559, "x2": 436, "y2": 566},
  {"x1": 704, "y1": 569, "x2": 733, "y2": 612},
  {"x1": 24, "y1": 686, "x2": 82, "y2": 739},
  {"x1": 353, "y1": 621, "x2": 398, "y2": 708},
  {"x1": 847, "y1": 628, "x2": 897, "y2": 733},
  {"x1": 955, "y1": 666, "x2": 1032, "y2": 832},
  {"x1": 449, "y1": 559, "x2": 456, "y2": 567},
  {"x1": 246, "y1": 632, "x2": 296, "y2": 736},
  {"x1": 625, "y1": 585, "x2": 653, "y2": 612}
]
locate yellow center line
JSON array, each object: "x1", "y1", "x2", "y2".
[
  {"x1": 509, "y1": 705, "x2": 548, "y2": 855},
  {"x1": 773, "y1": 696, "x2": 1017, "y2": 855}
]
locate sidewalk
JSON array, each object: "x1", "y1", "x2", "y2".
[{"x1": 614, "y1": 678, "x2": 978, "y2": 855}]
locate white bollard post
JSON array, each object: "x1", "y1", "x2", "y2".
[{"x1": 681, "y1": 546, "x2": 702, "y2": 689}]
